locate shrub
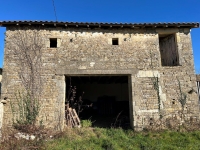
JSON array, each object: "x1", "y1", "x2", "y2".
[
  {"x1": 10, "y1": 90, "x2": 40, "y2": 131},
  {"x1": 81, "y1": 119, "x2": 92, "y2": 128}
]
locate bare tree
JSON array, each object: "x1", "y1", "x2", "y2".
[{"x1": 8, "y1": 27, "x2": 44, "y2": 125}]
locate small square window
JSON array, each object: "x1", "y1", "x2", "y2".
[
  {"x1": 112, "y1": 38, "x2": 119, "y2": 45},
  {"x1": 50, "y1": 38, "x2": 57, "y2": 48}
]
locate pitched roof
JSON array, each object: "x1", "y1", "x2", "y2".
[{"x1": 0, "y1": 21, "x2": 199, "y2": 29}]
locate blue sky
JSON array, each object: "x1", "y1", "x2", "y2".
[{"x1": 0, "y1": 0, "x2": 200, "y2": 72}]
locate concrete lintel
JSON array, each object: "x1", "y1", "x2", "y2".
[
  {"x1": 136, "y1": 70, "x2": 160, "y2": 78},
  {"x1": 56, "y1": 69, "x2": 138, "y2": 75},
  {"x1": 138, "y1": 109, "x2": 159, "y2": 113},
  {"x1": 156, "y1": 28, "x2": 179, "y2": 34}
]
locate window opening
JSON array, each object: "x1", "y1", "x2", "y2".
[
  {"x1": 50, "y1": 38, "x2": 57, "y2": 48},
  {"x1": 159, "y1": 34, "x2": 179, "y2": 66},
  {"x1": 112, "y1": 38, "x2": 119, "y2": 45}
]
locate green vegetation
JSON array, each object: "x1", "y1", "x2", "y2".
[
  {"x1": 10, "y1": 91, "x2": 40, "y2": 126},
  {"x1": 177, "y1": 78, "x2": 187, "y2": 111},
  {"x1": 1, "y1": 128, "x2": 200, "y2": 149},
  {"x1": 81, "y1": 119, "x2": 92, "y2": 128},
  {"x1": 44, "y1": 128, "x2": 200, "y2": 150}
]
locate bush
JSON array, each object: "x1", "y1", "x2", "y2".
[
  {"x1": 10, "y1": 90, "x2": 40, "y2": 131},
  {"x1": 81, "y1": 119, "x2": 92, "y2": 128}
]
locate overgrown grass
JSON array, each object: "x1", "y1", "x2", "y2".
[
  {"x1": 43, "y1": 128, "x2": 200, "y2": 150},
  {"x1": 1, "y1": 128, "x2": 200, "y2": 149}
]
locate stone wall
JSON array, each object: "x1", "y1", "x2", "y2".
[
  {"x1": 0, "y1": 71, "x2": 2, "y2": 137},
  {"x1": 197, "y1": 75, "x2": 200, "y2": 81},
  {"x1": 197, "y1": 75, "x2": 200, "y2": 104},
  {"x1": 1, "y1": 26, "x2": 199, "y2": 131},
  {"x1": 0, "y1": 74, "x2": 2, "y2": 98},
  {"x1": 0, "y1": 70, "x2": 1, "y2": 94},
  {"x1": 0, "y1": 102, "x2": 3, "y2": 138}
]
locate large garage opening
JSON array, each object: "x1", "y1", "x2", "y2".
[{"x1": 65, "y1": 75, "x2": 130, "y2": 128}]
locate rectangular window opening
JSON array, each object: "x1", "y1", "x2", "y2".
[
  {"x1": 159, "y1": 34, "x2": 179, "y2": 66},
  {"x1": 50, "y1": 38, "x2": 57, "y2": 48},
  {"x1": 112, "y1": 38, "x2": 119, "y2": 45}
]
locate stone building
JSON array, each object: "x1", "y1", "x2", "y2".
[
  {"x1": 0, "y1": 68, "x2": 2, "y2": 97},
  {"x1": 0, "y1": 68, "x2": 2, "y2": 134},
  {"x1": 0, "y1": 21, "x2": 199, "y2": 131},
  {"x1": 197, "y1": 75, "x2": 200, "y2": 104}
]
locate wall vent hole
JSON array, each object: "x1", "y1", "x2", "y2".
[
  {"x1": 50, "y1": 38, "x2": 57, "y2": 48},
  {"x1": 112, "y1": 38, "x2": 119, "y2": 45}
]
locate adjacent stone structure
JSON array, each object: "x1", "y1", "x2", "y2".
[
  {"x1": 197, "y1": 75, "x2": 200, "y2": 104},
  {"x1": 0, "y1": 68, "x2": 2, "y2": 98},
  {"x1": 0, "y1": 68, "x2": 3, "y2": 136},
  {"x1": 0, "y1": 21, "x2": 199, "y2": 131},
  {"x1": 197, "y1": 75, "x2": 200, "y2": 82}
]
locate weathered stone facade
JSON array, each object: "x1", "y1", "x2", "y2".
[
  {"x1": 197, "y1": 75, "x2": 200, "y2": 81},
  {"x1": 197, "y1": 75, "x2": 200, "y2": 105},
  {"x1": 0, "y1": 21, "x2": 199, "y2": 131},
  {"x1": 0, "y1": 68, "x2": 2, "y2": 98},
  {"x1": 0, "y1": 68, "x2": 2, "y2": 137}
]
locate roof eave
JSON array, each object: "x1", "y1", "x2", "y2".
[{"x1": 0, "y1": 21, "x2": 199, "y2": 29}]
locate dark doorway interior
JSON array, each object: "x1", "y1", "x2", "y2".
[{"x1": 65, "y1": 75, "x2": 130, "y2": 128}]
